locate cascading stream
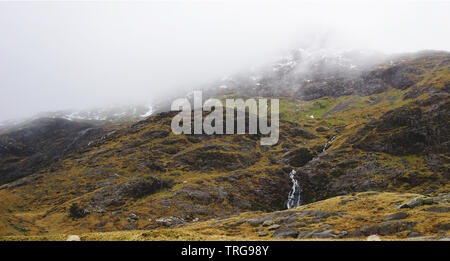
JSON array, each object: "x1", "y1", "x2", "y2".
[
  {"x1": 286, "y1": 170, "x2": 301, "y2": 209},
  {"x1": 322, "y1": 135, "x2": 336, "y2": 152},
  {"x1": 286, "y1": 135, "x2": 337, "y2": 209}
]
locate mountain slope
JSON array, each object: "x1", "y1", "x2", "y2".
[
  {"x1": 0, "y1": 118, "x2": 107, "y2": 185},
  {"x1": 0, "y1": 51, "x2": 448, "y2": 240},
  {"x1": 2, "y1": 191, "x2": 449, "y2": 241}
]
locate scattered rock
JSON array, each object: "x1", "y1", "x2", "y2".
[
  {"x1": 247, "y1": 218, "x2": 264, "y2": 227},
  {"x1": 262, "y1": 220, "x2": 273, "y2": 227},
  {"x1": 66, "y1": 235, "x2": 81, "y2": 241},
  {"x1": 268, "y1": 224, "x2": 281, "y2": 231},
  {"x1": 315, "y1": 127, "x2": 328, "y2": 133},
  {"x1": 357, "y1": 221, "x2": 416, "y2": 236},
  {"x1": 398, "y1": 197, "x2": 434, "y2": 209},
  {"x1": 258, "y1": 231, "x2": 268, "y2": 237},
  {"x1": 433, "y1": 223, "x2": 450, "y2": 231},
  {"x1": 366, "y1": 235, "x2": 381, "y2": 241},
  {"x1": 340, "y1": 198, "x2": 359, "y2": 205},
  {"x1": 423, "y1": 206, "x2": 450, "y2": 213},
  {"x1": 384, "y1": 212, "x2": 409, "y2": 221},
  {"x1": 156, "y1": 217, "x2": 172, "y2": 227},
  {"x1": 408, "y1": 236, "x2": 438, "y2": 240},
  {"x1": 305, "y1": 210, "x2": 341, "y2": 219},
  {"x1": 407, "y1": 231, "x2": 421, "y2": 238},
  {"x1": 312, "y1": 229, "x2": 337, "y2": 239},
  {"x1": 297, "y1": 229, "x2": 319, "y2": 239},
  {"x1": 338, "y1": 230, "x2": 348, "y2": 238},
  {"x1": 272, "y1": 227, "x2": 299, "y2": 239}
]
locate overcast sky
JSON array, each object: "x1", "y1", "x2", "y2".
[{"x1": 0, "y1": 0, "x2": 449, "y2": 121}]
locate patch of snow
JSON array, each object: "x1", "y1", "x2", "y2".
[{"x1": 141, "y1": 105, "x2": 153, "y2": 117}]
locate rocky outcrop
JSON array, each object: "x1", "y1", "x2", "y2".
[
  {"x1": 169, "y1": 144, "x2": 259, "y2": 171},
  {"x1": 353, "y1": 95, "x2": 449, "y2": 155},
  {"x1": 347, "y1": 221, "x2": 417, "y2": 237},
  {"x1": 280, "y1": 148, "x2": 316, "y2": 167},
  {"x1": 0, "y1": 52, "x2": 448, "y2": 238},
  {"x1": 0, "y1": 118, "x2": 106, "y2": 185},
  {"x1": 90, "y1": 176, "x2": 173, "y2": 208}
]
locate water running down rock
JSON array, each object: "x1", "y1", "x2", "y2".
[
  {"x1": 287, "y1": 135, "x2": 337, "y2": 209},
  {"x1": 287, "y1": 170, "x2": 301, "y2": 209}
]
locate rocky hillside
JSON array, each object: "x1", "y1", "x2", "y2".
[
  {"x1": 3, "y1": 191, "x2": 449, "y2": 241},
  {"x1": 0, "y1": 118, "x2": 107, "y2": 185},
  {"x1": 0, "y1": 51, "x2": 448, "y2": 240}
]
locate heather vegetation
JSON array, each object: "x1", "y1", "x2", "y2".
[{"x1": 0, "y1": 52, "x2": 448, "y2": 241}]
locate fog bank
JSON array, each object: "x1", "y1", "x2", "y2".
[{"x1": 0, "y1": 0, "x2": 449, "y2": 121}]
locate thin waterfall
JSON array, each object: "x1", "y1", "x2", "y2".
[
  {"x1": 286, "y1": 135, "x2": 337, "y2": 209},
  {"x1": 287, "y1": 170, "x2": 301, "y2": 209},
  {"x1": 322, "y1": 135, "x2": 336, "y2": 152}
]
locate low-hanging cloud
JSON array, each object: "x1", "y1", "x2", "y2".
[{"x1": 0, "y1": 0, "x2": 449, "y2": 121}]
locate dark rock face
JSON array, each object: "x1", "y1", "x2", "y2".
[
  {"x1": 295, "y1": 74, "x2": 389, "y2": 101},
  {"x1": 291, "y1": 128, "x2": 317, "y2": 140},
  {"x1": 170, "y1": 144, "x2": 258, "y2": 171},
  {"x1": 295, "y1": 148, "x2": 440, "y2": 204},
  {"x1": 274, "y1": 96, "x2": 447, "y2": 206},
  {"x1": 137, "y1": 160, "x2": 166, "y2": 172},
  {"x1": 140, "y1": 130, "x2": 170, "y2": 140},
  {"x1": 353, "y1": 95, "x2": 449, "y2": 155},
  {"x1": 90, "y1": 176, "x2": 173, "y2": 208},
  {"x1": 280, "y1": 121, "x2": 317, "y2": 140},
  {"x1": 379, "y1": 64, "x2": 420, "y2": 90},
  {"x1": 69, "y1": 203, "x2": 89, "y2": 220},
  {"x1": 5, "y1": 174, "x2": 42, "y2": 190},
  {"x1": 175, "y1": 186, "x2": 228, "y2": 206},
  {"x1": 207, "y1": 168, "x2": 293, "y2": 212},
  {"x1": 120, "y1": 177, "x2": 173, "y2": 199},
  {"x1": 281, "y1": 148, "x2": 315, "y2": 167},
  {"x1": 216, "y1": 52, "x2": 449, "y2": 103},
  {"x1": 0, "y1": 118, "x2": 106, "y2": 185},
  {"x1": 316, "y1": 127, "x2": 328, "y2": 133}
]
